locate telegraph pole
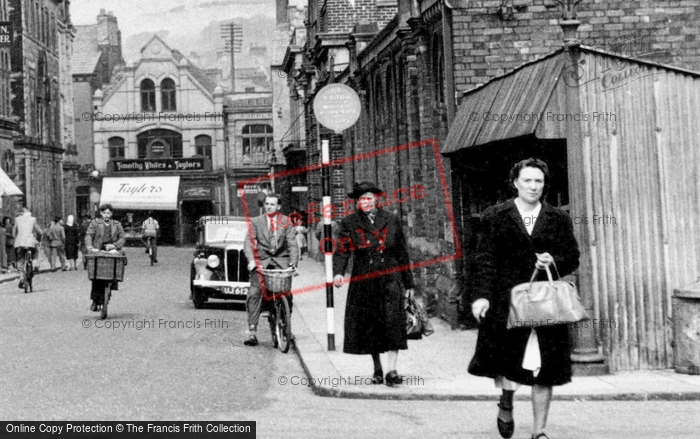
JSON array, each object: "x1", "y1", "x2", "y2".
[{"x1": 220, "y1": 22, "x2": 242, "y2": 92}]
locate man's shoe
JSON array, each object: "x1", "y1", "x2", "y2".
[
  {"x1": 243, "y1": 334, "x2": 258, "y2": 346},
  {"x1": 62, "y1": 266, "x2": 68, "y2": 271},
  {"x1": 90, "y1": 302, "x2": 98, "y2": 312},
  {"x1": 18, "y1": 281, "x2": 24, "y2": 289},
  {"x1": 154, "y1": 259, "x2": 158, "y2": 263}
]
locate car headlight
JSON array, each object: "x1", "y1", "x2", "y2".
[{"x1": 207, "y1": 254, "x2": 220, "y2": 268}]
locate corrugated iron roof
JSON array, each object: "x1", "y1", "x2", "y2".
[
  {"x1": 442, "y1": 51, "x2": 567, "y2": 154},
  {"x1": 443, "y1": 45, "x2": 700, "y2": 155}
]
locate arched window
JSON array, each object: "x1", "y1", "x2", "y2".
[
  {"x1": 195, "y1": 135, "x2": 212, "y2": 159},
  {"x1": 140, "y1": 79, "x2": 156, "y2": 112},
  {"x1": 242, "y1": 125, "x2": 273, "y2": 163},
  {"x1": 161, "y1": 78, "x2": 176, "y2": 112},
  {"x1": 108, "y1": 136, "x2": 125, "y2": 159}
]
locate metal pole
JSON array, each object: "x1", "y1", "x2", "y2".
[{"x1": 321, "y1": 138, "x2": 335, "y2": 351}]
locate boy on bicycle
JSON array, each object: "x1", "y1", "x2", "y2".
[
  {"x1": 141, "y1": 211, "x2": 159, "y2": 263},
  {"x1": 85, "y1": 204, "x2": 125, "y2": 311}
]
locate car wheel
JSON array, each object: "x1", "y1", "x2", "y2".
[
  {"x1": 193, "y1": 287, "x2": 206, "y2": 309},
  {"x1": 190, "y1": 265, "x2": 196, "y2": 295}
]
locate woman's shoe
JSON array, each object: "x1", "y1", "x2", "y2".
[
  {"x1": 532, "y1": 433, "x2": 548, "y2": 439},
  {"x1": 385, "y1": 370, "x2": 403, "y2": 387},
  {"x1": 371, "y1": 370, "x2": 383, "y2": 385},
  {"x1": 497, "y1": 403, "x2": 514, "y2": 439}
]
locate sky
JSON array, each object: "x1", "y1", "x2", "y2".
[{"x1": 70, "y1": 0, "x2": 281, "y2": 63}]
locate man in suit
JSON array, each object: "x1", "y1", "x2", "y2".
[
  {"x1": 85, "y1": 204, "x2": 126, "y2": 311},
  {"x1": 242, "y1": 193, "x2": 299, "y2": 346}
]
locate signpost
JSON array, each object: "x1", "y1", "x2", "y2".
[{"x1": 313, "y1": 83, "x2": 361, "y2": 351}]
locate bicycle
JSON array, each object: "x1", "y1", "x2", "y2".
[
  {"x1": 261, "y1": 268, "x2": 295, "y2": 353},
  {"x1": 18, "y1": 247, "x2": 34, "y2": 294},
  {"x1": 86, "y1": 252, "x2": 127, "y2": 320},
  {"x1": 146, "y1": 236, "x2": 155, "y2": 265}
]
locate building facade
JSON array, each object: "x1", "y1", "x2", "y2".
[
  {"x1": 0, "y1": 0, "x2": 20, "y2": 216},
  {"x1": 8, "y1": 0, "x2": 75, "y2": 226},
  {"x1": 71, "y1": 9, "x2": 124, "y2": 218},
  {"x1": 91, "y1": 35, "x2": 225, "y2": 245}
]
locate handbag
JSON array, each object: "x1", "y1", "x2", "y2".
[
  {"x1": 507, "y1": 263, "x2": 589, "y2": 329},
  {"x1": 406, "y1": 295, "x2": 435, "y2": 339}
]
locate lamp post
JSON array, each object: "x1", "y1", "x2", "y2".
[{"x1": 89, "y1": 170, "x2": 100, "y2": 219}]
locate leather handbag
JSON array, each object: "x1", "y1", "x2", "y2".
[
  {"x1": 507, "y1": 263, "x2": 589, "y2": 329},
  {"x1": 406, "y1": 295, "x2": 435, "y2": 339}
]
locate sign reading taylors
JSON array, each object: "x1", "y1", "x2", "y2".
[
  {"x1": 113, "y1": 158, "x2": 204, "y2": 173},
  {"x1": 100, "y1": 176, "x2": 181, "y2": 211}
]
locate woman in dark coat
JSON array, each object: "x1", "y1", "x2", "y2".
[
  {"x1": 64, "y1": 215, "x2": 80, "y2": 270},
  {"x1": 3, "y1": 217, "x2": 15, "y2": 270},
  {"x1": 333, "y1": 181, "x2": 415, "y2": 386},
  {"x1": 469, "y1": 158, "x2": 580, "y2": 439}
]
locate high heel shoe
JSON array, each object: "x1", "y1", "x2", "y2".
[
  {"x1": 371, "y1": 370, "x2": 383, "y2": 385},
  {"x1": 497, "y1": 402, "x2": 514, "y2": 438},
  {"x1": 532, "y1": 433, "x2": 548, "y2": 439},
  {"x1": 384, "y1": 370, "x2": 403, "y2": 387}
]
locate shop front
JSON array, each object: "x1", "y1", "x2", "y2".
[{"x1": 99, "y1": 176, "x2": 181, "y2": 246}]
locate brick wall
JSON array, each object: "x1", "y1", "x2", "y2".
[{"x1": 452, "y1": 0, "x2": 700, "y2": 92}]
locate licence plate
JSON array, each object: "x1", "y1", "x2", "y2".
[{"x1": 223, "y1": 287, "x2": 249, "y2": 295}]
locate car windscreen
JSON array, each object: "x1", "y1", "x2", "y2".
[{"x1": 205, "y1": 222, "x2": 248, "y2": 243}]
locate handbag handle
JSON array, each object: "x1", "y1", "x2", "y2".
[{"x1": 527, "y1": 260, "x2": 563, "y2": 286}]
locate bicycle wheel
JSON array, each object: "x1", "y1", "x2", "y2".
[
  {"x1": 23, "y1": 272, "x2": 29, "y2": 294},
  {"x1": 27, "y1": 262, "x2": 33, "y2": 293},
  {"x1": 275, "y1": 295, "x2": 292, "y2": 353},
  {"x1": 100, "y1": 283, "x2": 111, "y2": 320},
  {"x1": 149, "y1": 240, "x2": 154, "y2": 266}
]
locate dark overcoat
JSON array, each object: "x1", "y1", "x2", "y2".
[
  {"x1": 468, "y1": 199, "x2": 580, "y2": 386},
  {"x1": 333, "y1": 208, "x2": 414, "y2": 355}
]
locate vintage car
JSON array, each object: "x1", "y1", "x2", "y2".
[{"x1": 190, "y1": 216, "x2": 251, "y2": 308}]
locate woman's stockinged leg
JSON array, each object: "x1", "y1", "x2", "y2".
[
  {"x1": 371, "y1": 352, "x2": 382, "y2": 372},
  {"x1": 532, "y1": 384, "x2": 553, "y2": 436},
  {"x1": 387, "y1": 350, "x2": 398, "y2": 372}
]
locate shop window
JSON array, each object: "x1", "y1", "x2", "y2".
[
  {"x1": 161, "y1": 78, "x2": 176, "y2": 112},
  {"x1": 195, "y1": 135, "x2": 212, "y2": 159},
  {"x1": 137, "y1": 129, "x2": 182, "y2": 159},
  {"x1": 141, "y1": 79, "x2": 156, "y2": 112},
  {"x1": 242, "y1": 124, "x2": 273, "y2": 163},
  {"x1": 109, "y1": 136, "x2": 125, "y2": 159}
]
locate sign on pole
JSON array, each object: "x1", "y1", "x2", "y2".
[{"x1": 312, "y1": 83, "x2": 362, "y2": 351}]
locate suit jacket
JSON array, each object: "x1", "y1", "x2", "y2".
[
  {"x1": 243, "y1": 213, "x2": 299, "y2": 270},
  {"x1": 13, "y1": 214, "x2": 43, "y2": 248},
  {"x1": 85, "y1": 219, "x2": 126, "y2": 251}
]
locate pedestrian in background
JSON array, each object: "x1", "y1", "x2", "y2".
[
  {"x1": 37, "y1": 220, "x2": 53, "y2": 270},
  {"x1": 48, "y1": 217, "x2": 67, "y2": 271},
  {"x1": 3, "y1": 217, "x2": 16, "y2": 271},
  {"x1": 64, "y1": 215, "x2": 80, "y2": 271},
  {"x1": 0, "y1": 217, "x2": 7, "y2": 273},
  {"x1": 78, "y1": 215, "x2": 91, "y2": 269},
  {"x1": 333, "y1": 181, "x2": 415, "y2": 387},
  {"x1": 469, "y1": 158, "x2": 580, "y2": 439},
  {"x1": 294, "y1": 216, "x2": 308, "y2": 261}
]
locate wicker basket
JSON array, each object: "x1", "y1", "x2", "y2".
[
  {"x1": 86, "y1": 253, "x2": 127, "y2": 281},
  {"x1": 260, "y1": 268, "x2": 294, "y2": 293}
]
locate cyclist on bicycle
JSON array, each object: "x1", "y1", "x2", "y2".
[
  {"x1": 242, "y1": 193, "x2": 299, "y2": 346},
  {"x1": 13, "y1": 207, "x2": 42, "y2": 289},
  {"x1": 85, "y1": 204, "x2": 125, "y2": 311},
  {"x1": 141, "y1": 211, "x2": 159, "y2": 263}
]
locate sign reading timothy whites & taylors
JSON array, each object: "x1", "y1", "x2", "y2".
[
  {"x1": 100, "y1": 176, "x2": 181, "y2": 211},
  {"x1": 112, "y1": 158, "x2": 205, "y2": 173}
]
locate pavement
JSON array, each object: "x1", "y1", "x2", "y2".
[
  {"x1": 5, "y1": 252, "x2": 699, "y2": 401},
  {"x1": 289, "y1": 257, "x2": 700, "y2": 401}
]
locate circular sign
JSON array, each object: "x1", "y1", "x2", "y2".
[
  {"x1": 89, "y1": 191, "x2": 100, "y2": 203},
  {"x1": 151, "y1": 141, "x2": 165, "y2": 156},
  {"x1": 313, "y1": 84, "x2": 361, "y2": 133}
]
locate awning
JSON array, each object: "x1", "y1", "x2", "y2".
[
  {"x1": 0, "y1": 168, "x2": 23, "y2": 197},
  {"x1": 442, "y1": 50, "x2": 567, "y2": 154},
  {"x1": 100, "y1": 176, "x2": 180, "y2": 210}
]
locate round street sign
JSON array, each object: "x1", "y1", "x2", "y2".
[{"x1": 313, "y1": 84, "x2": 361, "y2": 133}]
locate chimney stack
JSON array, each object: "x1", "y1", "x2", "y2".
[{"x1": 557, "y1": 0, "x2": 583, "y2": 46}]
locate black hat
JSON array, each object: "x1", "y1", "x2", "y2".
[{"x1": 347, "y1": 181, "x2": 384, "y2": 199}]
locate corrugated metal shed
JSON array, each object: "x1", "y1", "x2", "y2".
[{"x1": 445, "y1": 45, "x2": 700, "y2": 371}]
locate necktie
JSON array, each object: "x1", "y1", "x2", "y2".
[
  {"x1": 367, "y1": 212, "x2": 376, "y2": 224},
  {"x1": 269, "y1": 216, "x2": 277, "y2": 252}
]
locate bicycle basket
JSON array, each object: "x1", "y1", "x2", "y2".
[
  {"x1": 260, "y1": 268, "x2": 294, "y2": 293},
  {"x1": 86, "y1": 253, "x2": 127, "y2": 281}
]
